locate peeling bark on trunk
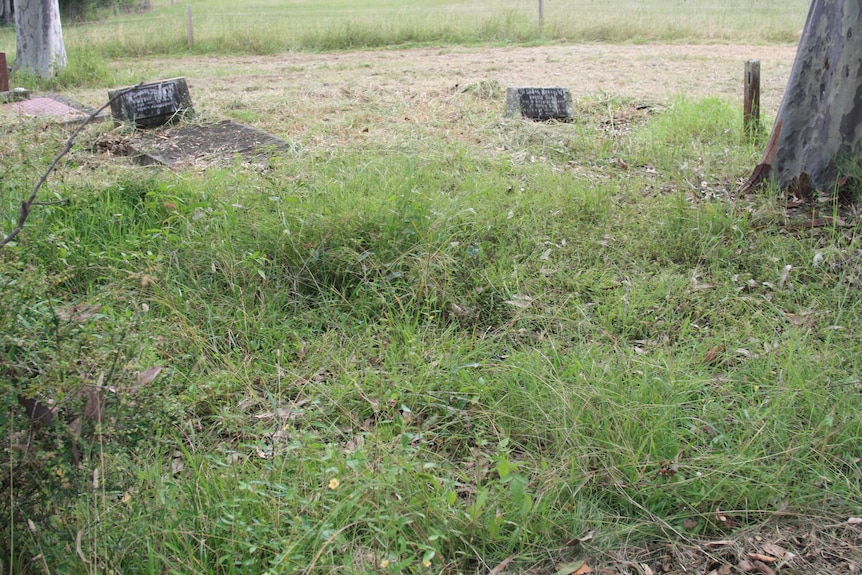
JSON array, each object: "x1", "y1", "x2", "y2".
[
  {"x1": 14, "y1": 0, "x2": 67, "y2": 79},
  {"x1": 744, "y1": 0, "x2": 862, "y2": 195}
]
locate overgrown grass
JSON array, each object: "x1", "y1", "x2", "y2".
[
  {"x1": 3, "y1": 90, "x2": 861, "y2": 574},
  {"x1": 1, "y1": 0, "x2": 808, "y2": 66}
]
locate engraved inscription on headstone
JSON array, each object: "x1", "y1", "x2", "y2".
[
  {"x1": 108, "y1": 77, "x2": 194, "y2": 128},
  {"x1": 506, "y1": 87, "x2": 573, "y2": 121}
]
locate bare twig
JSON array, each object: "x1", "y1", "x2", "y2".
[
  {"x1": 0, "y1": 83, "x2": 142, "y2": 248},
  {"x1": 31, "y1": 200, "x2": 70, "y2": 207}
]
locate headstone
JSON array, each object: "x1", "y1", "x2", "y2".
[
  {"x1": 506, "y1": 87, "x2": 573, "y2": 121},
  {"x1": 108, "y1": 77, "x2": 194, "y2": 128},
  {"x1": 0, "y1": 53, "x2": 9, "y2": 92}
]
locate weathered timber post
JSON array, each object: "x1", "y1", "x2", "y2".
[
  {"x1": 538, "y1": 0, "x2": 545, "y2": 32},
  {"x1": 0, "y1": 53, "x2": 8, "y2": 92},
  {"x1": 186, "y1": 4, "x2": 193, "y2": 47},
  {"x1": 744, "y1": 59, "x2": 761, "y2": 136}
]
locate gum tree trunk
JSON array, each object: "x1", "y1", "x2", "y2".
[
  {"x1": 13, "y1": 0, "x2": 66, "y2": 78},
  {"x1": 745, "y1": 0, "x2": 862, "y2": 195},
  {"x1": 1, "y1": 0, "x2": 12, "y2": 26}
]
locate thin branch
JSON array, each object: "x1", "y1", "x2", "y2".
[
  {"x1": 0, "y1": 83, "x2": 142, "y2": 248},
  {"x1": 31, "y1": 200, "x2": 70, "y2": 207}
]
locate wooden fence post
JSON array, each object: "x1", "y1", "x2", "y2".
[
  {"x1": 744, "y1": 59, "x2": 761, "y2": 135},
  {"x1": 0, "y1": 53, "x2": 8, "y2": 93},
  {"x1": 538, "y1": 0, "x2": 544, "y2": 32},
  {"x1": 186, "y1": 5, "x2": 194, "y2": 47}
]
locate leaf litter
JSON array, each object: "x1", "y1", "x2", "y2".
[{"x1": 575, "y1": 518, "x2": 862, "y2": 575}]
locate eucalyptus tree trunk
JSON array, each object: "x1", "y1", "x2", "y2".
[
  {"x1": 13, "y1": 0, "x2": 66, "y2": 78},
  {"x1": 1, "y1": 0, "x2": 12, "y2": 26},
  {"x1": 745, "y1": 0, "x2": 862, "y2": 196}
]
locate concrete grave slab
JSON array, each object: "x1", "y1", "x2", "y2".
[
  {"x1": 0, "y1": 93, "x2": 107, "y2": 125},
  {"x1": 127, "y1": 120, "x2": 291, "y2": 168}
]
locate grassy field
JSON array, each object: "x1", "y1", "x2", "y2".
[
  {"x1": 5, "y1": 1, "x2": 862, "y2": 575},
  {"x1": 0, "y1": 0, "x2": 810, "y2": 64}
]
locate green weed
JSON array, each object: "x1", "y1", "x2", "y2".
[{"x1": 3, "y1": 84, "x2": 861, "y2": 574}]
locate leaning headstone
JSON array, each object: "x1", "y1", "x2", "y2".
[
  {"x1": 108, "y1": 77, "x2": 194, "y2": 128},
  {"x1": 506, "y1": 87, "x2": 573, "y2": 121}
]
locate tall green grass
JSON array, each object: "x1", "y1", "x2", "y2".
[{"x1": 3, "y1": 95, "x2": 861, "y2": 573}]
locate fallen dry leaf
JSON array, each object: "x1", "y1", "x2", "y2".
[
  {"x1": 83, "y1": 387, "x2": 105, "y2": 424},
  {"x1": 67, "y1": 417, "x2": 83, "y2": 439},
  {"x1": 56, "y1": 303, "x2": 101, "y2": 322},
  {"x1": 761, "y1": 542, "x2": 789, "y2": 559},
  {"x1": 136, "y1": 366, "x2": 164, "y2": 388},
  {"x1": 489, "y1": 554, "x2": 515, "y2": 575},
  {"x1": 683, "y1": 518, "x2": 698, "y2": 530},
  {"x1": 564, "y1": 531, "x2": 595, "y2": 546},
  {"x1": 752, "y1": 560, "x2": 774, "y2": 575},
  {"x1": 748, "y1": 552, "x2": 777, "y2": 563},
  {"x1": 716, "y1": 509, "x2": 738, "y2": 528},
  {"x1": 704, "y1": 344, "x2": 726, "y2": 365},
  {"x1": 796, "y1": 216, "x2": 851, "y2": 229},
  {"x1": 76, "y1": 528, "x2": 90, "y2": 564},
  {"x1": 779, "y1": 264, "x2": 792, "y2": 290},
  {"x1": 505, "y1": 294, "x2": 534, "y2": 309},
  {"x1": 555, "y1": 560, "x2": 592, "y2": 575},
  {"x1": 343, "y1": 435, "x2": 365, "y2": 454},
  {"x1": 172, "y1": 457, "x2": 185, "y2": 475}
]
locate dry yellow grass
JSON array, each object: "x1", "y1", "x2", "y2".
[{"x1": 61, "y1": 43, "x2": 797, "y2": 156}]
